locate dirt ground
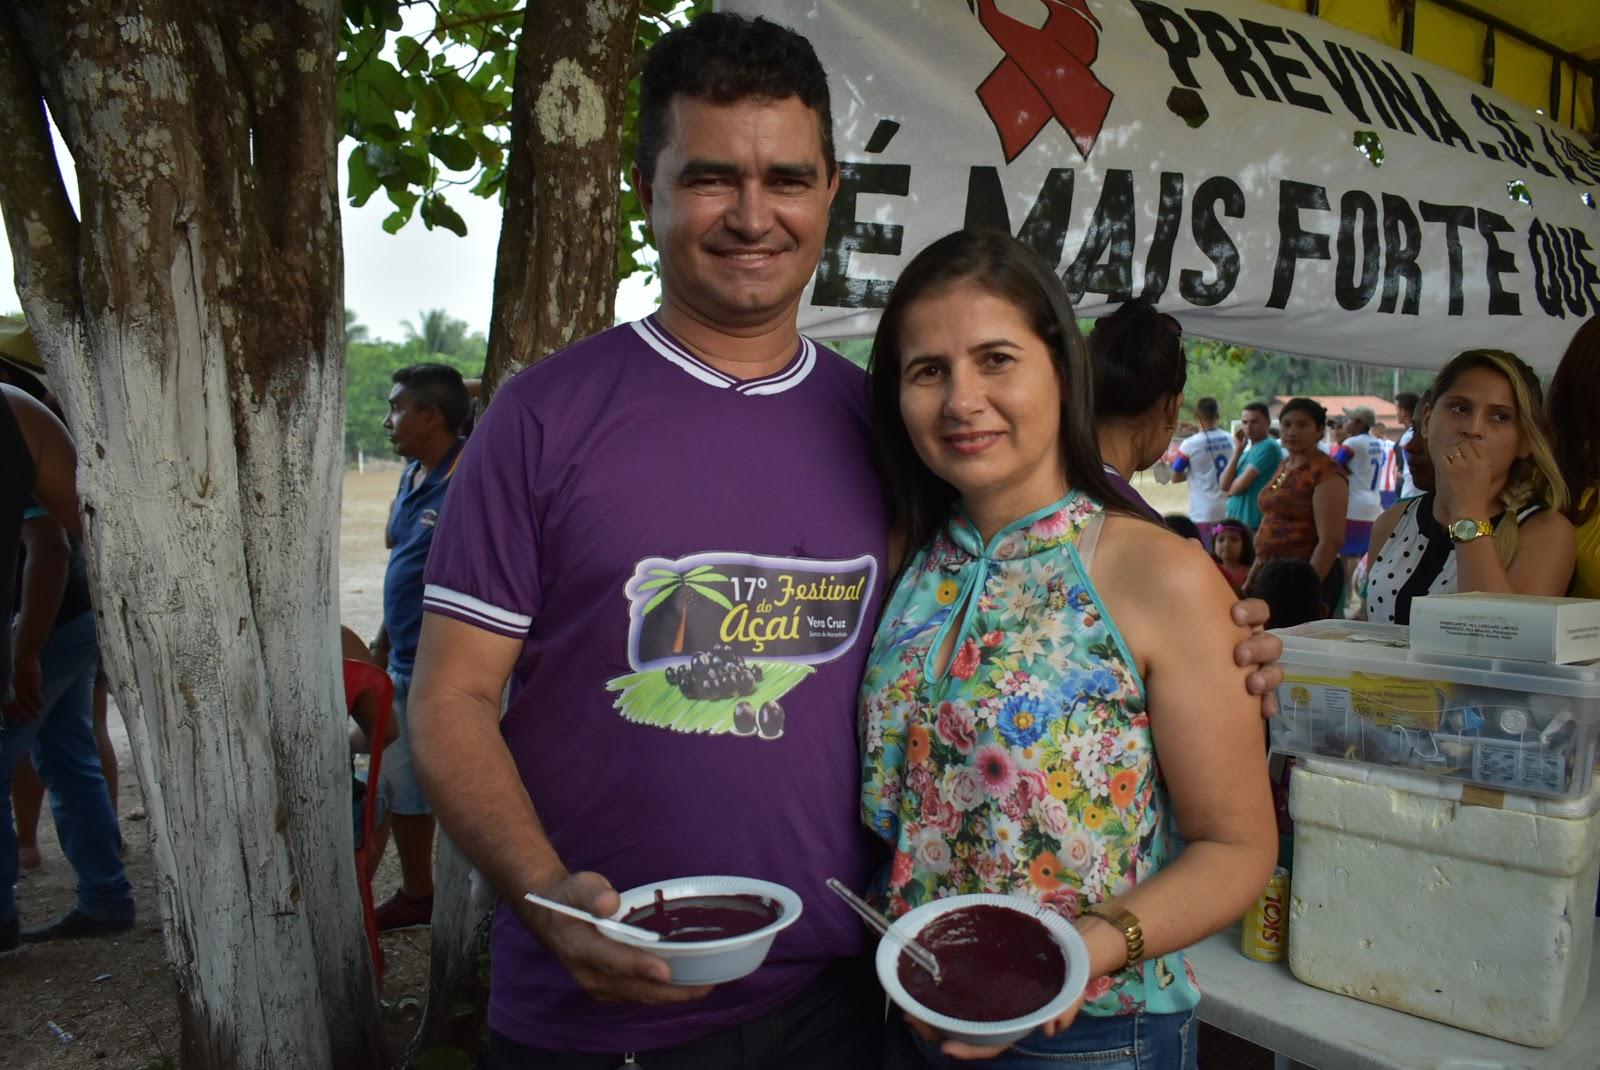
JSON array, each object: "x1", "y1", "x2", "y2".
[{"x1": 0, "y1": 466, "x2": 1269, "y2": 1069}]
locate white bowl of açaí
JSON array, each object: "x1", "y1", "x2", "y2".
[
  {"x1": 877, "y1": 892, "x2": 1091, "y2": 1048},
  {"x1": 605, "y1": 875, "x2": 803, "y2": 985}
]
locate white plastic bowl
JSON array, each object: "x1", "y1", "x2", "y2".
[
  {"x1": 876, "y1": 893, "x2": 1090, "y2": 1048},
  {"x1": 606, "y1": 876, "x2": 803, "y2": 986}
]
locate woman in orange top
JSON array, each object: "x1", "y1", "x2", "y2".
[{"x1": 1250, "y1": 398, "x2": 1348, "y2": 612}]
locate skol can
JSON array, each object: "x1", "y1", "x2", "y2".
[{"x1": 1241, "y1": 867, "x2": 1290, "y2": 962}]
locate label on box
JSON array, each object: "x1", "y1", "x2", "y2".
[
  {"x1": 1284, "y1": 674, "x2": 1446, "y2": 729},
  {"x1": 1283, "y1": 678, "x2": 1351, "y2": 720},
  {"x1": 1351, "y1": 674, "x2": 1445, "y2": 729},
  {"x1": 1472, "y1": 739, "x2": 1568, "y2": 794}
]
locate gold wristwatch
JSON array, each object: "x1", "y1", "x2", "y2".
[
  {"x1": 1081, "y1": 902, "x2": 1144, "y2": 970},
  {"x1": 1448, "y1": 517, "x2": 1494, "y2": 543}
]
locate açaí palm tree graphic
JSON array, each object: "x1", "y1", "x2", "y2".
[{"x1": 638, "y1": 564, "x2": 733, "y2": 654}]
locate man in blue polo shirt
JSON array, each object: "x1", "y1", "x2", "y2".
[{"x1": 371, "y1": 363, "x2": 468, "y2": 930}]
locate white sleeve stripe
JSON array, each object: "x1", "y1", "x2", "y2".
[
  {"x1": 422, "y1": 585, "x2": 533, "y2": 629},
  {"x1": 423, "y1": 598, "x2": 530, "y2": 636}
]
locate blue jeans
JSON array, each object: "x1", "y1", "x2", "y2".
[
  {"x1": 884, "y1": 1008, "x2": 1197, "y2": 1070},
  {"x1": 1, "y1": 611, "x2": 134, "y2": 924}
]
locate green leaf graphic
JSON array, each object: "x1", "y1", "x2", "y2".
[
  {"x1": 690, "y1": 583, "x2": 733, "y2": 611},
  {"x1": 608, "y1": 662, "x2": 814, "y2": 734},
  {"x1": 641, "y1": 585, "x2": 678, "y2": 617}
]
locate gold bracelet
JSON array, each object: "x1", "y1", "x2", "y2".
[{"x1": 1081, "y1": 902, "x2": 1144, "y2": 971}]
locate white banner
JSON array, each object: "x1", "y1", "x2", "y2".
[{"x1": 721, "y1": 0, "x2": 1600, "y2": 371}]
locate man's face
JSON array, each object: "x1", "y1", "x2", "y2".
[
  {"x1": 1241, "y1": 408, "x2": 1268, "y2": 442},
  {"x1": 637, "y1": 94, "x2": 838, "y2": 332},
  {"x1": 383, "y1": 385, "x2": 434, "y2": 460}
]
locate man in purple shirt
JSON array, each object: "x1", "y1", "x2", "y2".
[{"x1": 409, "y1": 13, "x2": 1284, "y2": 1068}]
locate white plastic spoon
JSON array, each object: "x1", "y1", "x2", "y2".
[
  {"x1": 825, "y1": 877, "x2": 942, "y2": 983},
  {"x1": 523, "y1": 891, "x2": 663, "y2": 943}
]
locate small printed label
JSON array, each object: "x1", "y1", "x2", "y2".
[
  {"x1": 1472, "y1": 739, "x2": 1567, "y2": 794},
  {"x1": 1433, "y1": 616, "x2": 1521, "y2": 641}
]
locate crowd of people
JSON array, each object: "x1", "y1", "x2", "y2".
[
  {"x1": 1153, "y1": 330, "x2": 1594, "y2": 636},
  {"x1": 4, "y1": 10, "x2": 1599, "y2": 1070}
]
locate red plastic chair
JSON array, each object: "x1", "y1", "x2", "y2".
[{"x1": 345, "y1": 658, "x2": 394, "y2": 982}]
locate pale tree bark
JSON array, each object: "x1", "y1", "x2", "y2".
[
  {"x1": 422, "y1": 0, "x2": 641, "y2": 1049},
  {"x1": 480, "y1": 0, "x2": 641, "y2": 395},
  {"x1": 0, "y1": 4, "x2": 383, "y2": 1068}
]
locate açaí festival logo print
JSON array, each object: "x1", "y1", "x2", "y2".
[
  {"x1": 972, "y1": 0, "x2": 1113, "y2": 162},
  {"x1": 607, "y1": 552, "x2": 878, "y2": 741}
]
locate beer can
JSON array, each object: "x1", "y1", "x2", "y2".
[{"x1": 1240, "y1": 867, "x2": 1290, "y2": 962}]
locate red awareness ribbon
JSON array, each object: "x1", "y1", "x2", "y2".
[{"x1": 975, "y1": 0, "x2": 1114, "y2": 163}]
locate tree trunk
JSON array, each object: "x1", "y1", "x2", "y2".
[
  {"x1": 0, "y1": 5, "x2": 383, "y2": 1068},
  {"x1": 422, "y1": 0, "x2": 640, "y2": 1051},
  {"x1": 480, "y1": 0, "x2": 641, "y2": 395}
]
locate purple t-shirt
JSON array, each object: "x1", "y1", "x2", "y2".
[{"x1": 422, "y1": 318, "x2": 888, "y2": 1052}]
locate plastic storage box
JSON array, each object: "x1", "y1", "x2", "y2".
[
  {"x1": 1270, "y1": 620, "x2": 1600, "y2": 799},
  {"x1": 1287, "y1": 758, "x2": 1600, "y2": 1046}
]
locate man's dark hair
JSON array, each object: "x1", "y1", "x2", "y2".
[
  {"x1": 1248, "y1": 559, "x2": 1325, "y2": 629},
  {"x1": 1195, "y1": 396, "x2": 1219, "y2": 420},
  {"x1": 1395, "y1": 391, "x2": 1419, "y2": 414},
  {"x1": 392, "y1": 364, "x2": 469, "y2": 433},
  {"x1": 635, "y1": 13, "x2": 835, "y2": 185},
  {"x1": 1087, "y1": 298, "x2": 1186, "y2": 421},
  {"x1": 1243, "y1": 401, "x2": 1271, "y2": 419}
]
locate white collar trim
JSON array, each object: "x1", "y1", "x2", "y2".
[{"x1": 630, "y1": 317, "x2": 817, "y2": 396}]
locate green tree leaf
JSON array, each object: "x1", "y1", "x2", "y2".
[
  {"x1": 421, "y1": 193, "x2": 468, "y2": 236},
  {"x1": 347, "y1": 146, "x2": 380, "y2": 205},
  {"x1": 427, "y1": 133, "x2": 478, "y2": 171}
]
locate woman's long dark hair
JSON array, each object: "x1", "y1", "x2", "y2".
[
  {"x1": 1088, "y1": 297, "x2": 1186, "y2": 421},
  {"x1": 1548, "y1": 317, "x2": 1600, "y2": 525},
  {"x1": 867, "y1": 229, "x2": 1146, "y2": 557}
]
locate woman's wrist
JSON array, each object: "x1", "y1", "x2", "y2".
[
  {"x1": 1075, "y1": 913, "x2": 1134, "y2": 977},
  {"x1": 1448, "y1": 503, "x2": 1495, "y2": 523}
]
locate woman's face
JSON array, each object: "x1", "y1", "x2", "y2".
[
  {"x1": 897, "y1": 281, "x2": 1065, "y2": 505},
  {"x1": 1427, "y1": 365, "x2": 1527, "y2": 485},
  {"x1": 1278, "y1": 410, "x2": 1322, "y2": 454},
  {"x1": 1213, "y1": 527, "x2": 1245, "y2": 563}
]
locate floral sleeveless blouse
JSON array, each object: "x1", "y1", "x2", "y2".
[{"x1": 859, "y1": 493, "x2": 1201, "y2": 1016}]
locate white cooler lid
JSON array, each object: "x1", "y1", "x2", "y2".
[
  {"x1": 1273, "y1": 620, "x2": 1600, "y2": 702},
  {"x1": 1297, "y1": 756, "x2": 1600, "y2": 817}
]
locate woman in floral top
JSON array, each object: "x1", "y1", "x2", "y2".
[{"x1": 862, "y1": 231, "x2": 1277, "y2": 1068}]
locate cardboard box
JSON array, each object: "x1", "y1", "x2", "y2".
[{"x1": 1410, "y1": 593, "x2": 1600, "y2": 665}]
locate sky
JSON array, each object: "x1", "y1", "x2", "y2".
[{"x1": 0, "y1": 14, "x2": 661, "y2": 344}]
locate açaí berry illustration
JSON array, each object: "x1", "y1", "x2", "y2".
[
  {"x1": 757, "y1": 701, "x2": 785, "y2": 740},
  {"x1": 663, "y1": 643, "x2": 764, "y2": 701},
  {"x1": 732, "y1": 701, "x2": 758, "y2": 736}
]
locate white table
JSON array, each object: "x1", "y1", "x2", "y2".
[{"x1": 1190, "y1": 927, "x2": 1600, "y2": 1070}]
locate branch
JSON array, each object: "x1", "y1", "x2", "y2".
[
  {"x1": 429, "y1": 8, "x2": 524, "y2": 39},
  {"x1": 0, "y1": 9, "x2": 82, "y2": 321}
]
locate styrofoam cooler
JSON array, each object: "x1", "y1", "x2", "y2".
[{"x1": 1287, "y1": 757, "x2": 1600, "y2": 1047}]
